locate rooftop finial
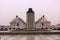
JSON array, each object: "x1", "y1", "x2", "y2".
[
  {"x1": 29, "y1": 8, "x2": 32, "y2": 12},
  {"x1": 42, "y1": 15, "x2": 45, "y2": 18},
  {"x1": 16, "y1": 15, "x2": 18, "y2": 18},
  {"x1": 27, "y1": 8, "x2": 34, "y2": 13}
]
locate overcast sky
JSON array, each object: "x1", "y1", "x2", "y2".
[{"x1": 0, "y1": 0, "x2": 60, "y2": 25}]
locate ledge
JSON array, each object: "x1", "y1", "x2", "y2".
[{"x1": 0, "y1": 30, "x2": 60, "y2": 35}]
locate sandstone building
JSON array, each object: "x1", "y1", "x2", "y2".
[
  {"x1": 0, "y1": 8, "x2": 60, "y2": 31},
  {"x1": 0, "y1": 8, "x2": 60, "y2": 40}
]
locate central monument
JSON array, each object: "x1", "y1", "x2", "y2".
[
  {"x1": 27, "y1": 8, "x2": 35, "y2": 29},
  {"x1": 26, "y1": 8, "x2": 35, "y2": 40}
]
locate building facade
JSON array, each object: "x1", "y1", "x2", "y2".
[
  {"x1": 0, "y1": 8, "x2": 60, "y2": 40},
  {"x1": 0, "y1": 8, "x2": 59, "y2": 31}
]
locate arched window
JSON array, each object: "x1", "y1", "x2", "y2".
[
  {"x1": 17, "y1": 23, "x2": 19, "y2": 26},
  {"x1": 13, "y1": 28, "x2": 15, "y2": 30},
  {"x1": 42, "y1": 23, "x2": 44, "y2": 26},
  {"x1": 9, "y1": 28, "x2": 11, "y2": 30},
  {"x1": 45, "y1": 27, "x2": 48, "y2": 29},
  {"x1": 16, "y1": 28, "x2": 20, "y2": 31},
  {"x1": 4, "y1": 28, "x2": 8, "y2": 31},
  {"x1": 1, "y1": 28, "x2": 3, "y2": 31}
]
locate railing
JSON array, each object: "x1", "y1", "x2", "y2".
[
  {"x1": 0, "y1": 27, "x2": 60, "y2": 31},
  {"x1": 0, "y1": 28, "x2": 60, "y2": 35}
]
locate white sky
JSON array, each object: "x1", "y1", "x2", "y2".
[{"x1": 0, "y1": 0, "x2": 60, "y2": 25}]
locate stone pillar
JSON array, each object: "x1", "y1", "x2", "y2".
[
  {"x1": 26, "y1": 8, "x2": 35, "y2": 29},
  {"x1": 26, "y1": 8, "x2": 35, "y2": 40}
]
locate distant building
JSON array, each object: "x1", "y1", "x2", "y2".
[
  {"x1": 10, "y1": 15, "x2": 26, "y2": 29},
  {"x1": 35, "y1": 15, "x2": 51, "y2": 28},
  {"x1": 0, "y1": 8, "x2": 59, "y2": 31}
]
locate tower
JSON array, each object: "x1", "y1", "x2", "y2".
[{"x1": 27, "y1": 8, "x2": 35, "y2": 29}]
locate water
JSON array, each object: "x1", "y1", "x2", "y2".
[{"x1": 0, "y1": 35, "x2": 60, "y2": 40}]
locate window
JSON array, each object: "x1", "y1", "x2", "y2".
[
  {"x1": 9, "y1": 28, "x2": 11, "y2": 30},
  {"x1": 17, "y1": 23, "x2": 19, "y2": 26},
  {"x1": 4, "y1": 28, "x2": 7, "y2": 31},
  {"x1": 1, "y1": 28, "x2": 3, "y2": 31},
  {"x1": 13, "y1": 28, "x2": 15, "y2": 30},
  {"x1": 42, "y1": 23, "x2": 44, "y2": 26}
]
